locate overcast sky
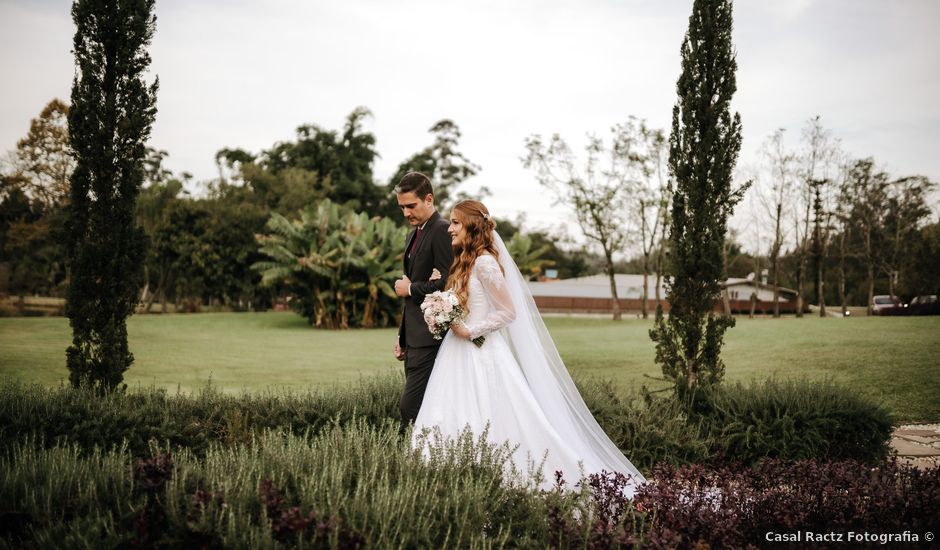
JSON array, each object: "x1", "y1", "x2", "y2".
[{"x1": 2, "y1": 0, "x2": 938, "y2": 252}]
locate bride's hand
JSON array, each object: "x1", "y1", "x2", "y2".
[
  {"x1": 429, "y1": 268, "x2": 441, "y2": 282},
  {"x1": 450, "y1": 322, "x2": 471, "y2": 340}
]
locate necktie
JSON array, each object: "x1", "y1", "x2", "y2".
[{"x1": 408, "y1": 226, "x2": 423, "y2": 257}]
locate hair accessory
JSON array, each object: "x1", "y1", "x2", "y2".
[{"x1": 480, "y1": 210, "x2": 490, "y2": 220}]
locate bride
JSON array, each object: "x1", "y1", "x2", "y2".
[{"x1": 412, "y1": 199, "x2": 646, "y2": 496}]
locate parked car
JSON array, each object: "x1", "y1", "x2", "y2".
[
  {"x1": 871, "y1": 295, "x2": 904, "y2": 316},
  {"x1": 908, "y1": 295, "x2": 940, "y2": 316}
]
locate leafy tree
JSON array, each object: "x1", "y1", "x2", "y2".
[
  {"x1": 136, "y1": 148, "x2": 186, "y2": 312},
  {"x1": 215, "y1": 147, "x2": 255, "y2": 183},
  {"x1": 0, "y1": 179, "x2": 60, "y2": 299},
  {"x1": 837, "y1": 159, "x2": 889, "y2": 315},
  {"x1": 649, "y1": 0, "x2": 747, "y2": 391},
  {"x1": 2, "y1": 207, "x2": 68, "y2": 296},
  {"x1": 240, "y1": 164, "x2": 321, "y2": 216},
  {"x1": 0, "y1": 177, "x2": 33, "y2": 260},
  {"x1": 258, "y1": 107, "x2": 384, "y2": 216},
  {"x1": 632, "y1": 120, "x2": 671, "y2": 319},
  {"x1": 796, "y1": 116, "x2": 840, "y2": 317},
  {"x1": 150, "y1": 193, "x2": 269, "y2": 313},
  {"x1": 13, "y1": 99, "x2": 74, "y2": 210},
  {"x1": 0, "y1": 99, "x2": 76, "y2": 296},
  {"x1": 385, "y1": 119, "x2": 482, "y2": 216},
  {"x1": 151, "y1": 199, "x2": 207, "y2": 311},
  {"x1": 213, "y1": 108, "x2": 385, "y2": 219},
  {"x1": 882, "y1": 176, "x2": 934, "y2": 298},
  {"x1": 810, "y1": 177, "x2": 832, "y2": 315},
  {"x1": 65, "y1": 0, "x2": 158, "y2": 391},
  {"x1": 834, "y1": 212, "x2": 852, "y2": 314},
  {"x1": 901, "y1": 221, "x2": 940, "y2": 297},
  {"x1": 523, "y1": 124, "x2": 648, "y2": 321},
  {"x1": 755, "y1": 128, "x2": 796, "y2": 318}
]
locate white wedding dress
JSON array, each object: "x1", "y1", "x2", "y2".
[{"x1": 413, "y1": 233, "x2": 646, "y2": 496}]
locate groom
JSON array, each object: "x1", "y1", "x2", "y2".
[{"x1": 392, "y1": 172, "x2": 454, "y2": 433}]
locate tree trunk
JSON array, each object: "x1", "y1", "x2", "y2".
[
  {"x1": 865, "y1": 228, "x2": 874, "y2": 316},
  {"x1": 772, "y1": 203, "x2": 782, "y2": 318},
  {"x1": 604, "y1": 248, "x2": 622, "y2": 321},
  {"x1": 137, "y1": 264, "x2": 152, "y2": 313},
  {"x1": 795, "y1": 192, "x2": 812, "y2": 319},
  {"x1": 889, "y1": 215, "x2": 902, "y2": 300},
  {"x1": 337, "y1": 290, "x2": 349, "y2": 329},
  {"x1": 687, "y1": 358, "x2": 698, "y2": 389},
  {"x1": 362, "y1": 287, "x2": 377, "y2": 329},
  {"x1": 750, "y1": 254, "x2": 761, "y2": 319},
  {"x1": 143, "y1": 267, "x2": 166, "y2": 313},
  {"x1": 817, "y1": 255, "x2": 826, "y2": 317},
  {"x1": 655, "y1": 207, "x2": 668, "y2": 310},
  {"x1": 641, "y1": 253, "x2": 649, "y2": 320},
  {"x1": 721, "y1": 238, "x2": 731, "y2": 316},
  {"x1": 772, "y1": 260, "x2": 781, "y2": 318},
  {"x1": 795, "y1": 256, "x2": 805, "y2": 318},
  {"x1": 654, "y1": 271, "x2": 662, "y2": 310},
  {"x1": 838, "y1": 231, "x2": 847, "y2": 316}
]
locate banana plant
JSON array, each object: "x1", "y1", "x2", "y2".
[
  {"x1": 357, "y1": 214, "x2": 407, "y2": 327},
  {"x1": 253, "y1": 200, "x2": 407, "y2": 328},
  {"x1": 506, "y1": 233, "x2": 555, "y2": 281}
]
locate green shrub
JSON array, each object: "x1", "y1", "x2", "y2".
[
  {"x1": 0, "y1": 373, "x2": 894, "y2": 468},
  {"x1": 0, "y1": 374, "x2": 915, "y2": 547},
  {"x1": 0, "y1": 373, "x2": 402, "y2": 459},
  {"x1": 1, "y1": 373, "x2": 716, "y2": 468},
  {"x1": 576, "y1": 379, "x2": 714, "y2": 469},
  {"x1": 696, "y1": 378, "x2": 894, "y2": 465},
  {"x1": 0, "y1": 423, "x2": 572, "y2": 548},
  {"x1": 4, "y1": 429, "x2": 934, "y2": 548}
]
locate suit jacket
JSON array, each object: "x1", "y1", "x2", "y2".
[{"x1": 399, "y1": 211, "x2": 454, "y2": 349}]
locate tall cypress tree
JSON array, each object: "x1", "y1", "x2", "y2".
[
  {"x1": 649, "y1": 0, "x2": 747, "y2": 392},
  {"x1": 66, "y1": 0, "x2": 158, "y2": 391}
]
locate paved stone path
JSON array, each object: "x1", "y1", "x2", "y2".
[{"x1": 892, "y1": 423, "x2": 940, "y2": 469}]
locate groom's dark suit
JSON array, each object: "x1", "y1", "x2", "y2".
[{"x1": 399, "y1": 210, "x2": 454, "y2": 431}]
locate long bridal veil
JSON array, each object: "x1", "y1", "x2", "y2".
[{"x1": 492, "y1": 230, "x2": 647, "y2": 490}]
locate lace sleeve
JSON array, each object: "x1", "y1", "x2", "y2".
[{"x1": 464, "y1": 255, "x2": 517, "y2": 340}]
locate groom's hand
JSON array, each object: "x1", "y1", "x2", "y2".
[
  {"x1": 395, "y1": 275, "x2": 411, "y2": 297},
  {"x1": 393, "y1": 341, "x2": 405, "y2": 361}
]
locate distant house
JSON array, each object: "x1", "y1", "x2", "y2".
[
  {"x1": 527, "y1": 274, "x2": 800, "y2": 314},
  {"x1": 722, "y1": 278, "x2": 800, "y2": 314}
]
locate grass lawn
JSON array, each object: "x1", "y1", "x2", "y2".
[{"x1": 1, "y1": 312, "x2": 937, "y2": 421}]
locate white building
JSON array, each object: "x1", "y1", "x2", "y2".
[{"x1": 527, "y1": 274, "x2": 799, "y2": 314}]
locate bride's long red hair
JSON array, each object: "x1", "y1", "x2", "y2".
[{"x1": 446, "y1": 200, "x2": 503, "y2": 311}]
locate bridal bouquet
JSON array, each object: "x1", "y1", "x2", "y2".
[{"x1": 421, "y1": 290, "x2": 485, "y2": 347}]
